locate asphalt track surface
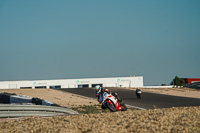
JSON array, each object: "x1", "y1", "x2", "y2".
[{"x1": 57, "y1": 88, "x2": 200, "y2": 109}]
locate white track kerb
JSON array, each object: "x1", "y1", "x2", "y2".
[{"x1": 126, "y1": 105, "x2": 146, "y2": 110}]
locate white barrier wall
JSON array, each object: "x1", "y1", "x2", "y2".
[
  {"x1": 0, "y1": 76, "x2": 143, "y2": 89},
  {"x1": 0, "y1": 85, "x2": 9, "y2": 89},
  {"x1": 142, "y1": 86, "x2": 173, "y2": 88}
]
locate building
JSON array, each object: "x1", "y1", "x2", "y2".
[
  {"x1": 182, "y1": 78, "x2": 200, "y2": 85},
  {"x1": 0, "y1": 76, "x2": 143, "y2": 89}
]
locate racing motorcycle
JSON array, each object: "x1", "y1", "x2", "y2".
[
  {"x1": 102, "y1": 92, "x2": 127, "y2": 112},
  {"x1": 136, "y1": 90, "x2": 142, "y2": 99}
]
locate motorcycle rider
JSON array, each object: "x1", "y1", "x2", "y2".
[
  {"x1": 95, "y1": 85, "x2": 109, "y2": 102},
  {"x1": 94, "y1": 85, "x2": 123, "y2": 108},
  {"x1": 95, "y1": 85, "x2": 110, "y2": 109},
  {"x1": 135, "y1": 88, "x2": 142, "y2": 99}
]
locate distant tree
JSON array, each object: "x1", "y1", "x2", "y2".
[
  {"x1": 161, "y1": 84, "x2": 166, "y2": 86},
  {"x1": 170, "y1": 76, "x2": 185, "y2": 87}
]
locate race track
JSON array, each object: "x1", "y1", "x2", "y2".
[{"x1": 57, "y1": 88, "x2": 200, "y2": 109}]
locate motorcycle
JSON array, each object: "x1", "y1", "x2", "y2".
[
  {"x1": 101, "y1": 92, "x2": 127, "y2": 112},
  {"x1": 136, "y1": 90, "x2": 142, "y2": 99}
]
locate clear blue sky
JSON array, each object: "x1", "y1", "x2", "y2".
[{"x1": 0, "y1": 0, "x2": 199, "y2": 85}]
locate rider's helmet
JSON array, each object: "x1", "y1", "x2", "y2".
[
  {"x1": 95, "y1": 85, "x2": 101, "y2": 94},
  {"x1": 104, "y1": 88, "x2": 109, "y2": 93}
]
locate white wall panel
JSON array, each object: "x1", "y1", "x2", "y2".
[
  {"x1": 0, "y1": 85, "x2": 9, "y2": 89},
  {"x1": 0, "y1": 76, "x2": 143, "y2": 89}
]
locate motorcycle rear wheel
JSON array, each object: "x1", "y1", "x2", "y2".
[
  {"x1": 136, "y1": 94, "x2": 141, "y2": 99},
  {"x1": 106, "y1": 101, "x2": 116, "y2": 112}
]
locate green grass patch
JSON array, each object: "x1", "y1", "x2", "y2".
[{"x1": 71, "y1": 105, "x2": 111, "y2": 114}]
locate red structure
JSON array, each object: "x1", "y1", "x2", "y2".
[{"x1": 182, "y1": 78, "x2": 200, "y2": 84}]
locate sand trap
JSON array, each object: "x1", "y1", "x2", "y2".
[
  {"x1": 0, "y1": 89, "x2": 98, "y2": 108},
  {"x1": 139, "y1": 87, "x2": 200, "y2": 99}
]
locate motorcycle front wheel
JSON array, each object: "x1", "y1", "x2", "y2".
[
  {"x1": 121, "y1": 102, "x2": 127, "y2": 111},
  {"x1": 106, "y1": 100, "x2": 116, "y2": 112}
]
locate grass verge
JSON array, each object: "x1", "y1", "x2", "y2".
[
  {"x1": 71, "y1": 104, "x2": 111, "y2": 114},
  {"x1": 71, "y1": 104, "x2": 136, "y2": 114}
]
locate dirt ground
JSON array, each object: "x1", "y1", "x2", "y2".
[
  {"x1": 0, "y1": 88, "x2": 99, "y2": 108},
  {"x1": 135, "y1": 87, "x2": 200, "y2": 99}
]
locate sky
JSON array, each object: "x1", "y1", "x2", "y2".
[{"x1": 0, "y1": 0, "x2": 199, "y2": 85}]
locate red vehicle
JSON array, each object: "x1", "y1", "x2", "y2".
[{"x1": 102, "y1": 92, "x2": 127, "y2": 112}]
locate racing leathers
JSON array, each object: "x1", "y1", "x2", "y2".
[{"x1": 96, "y1": 88, "x2": 109, "y2": 109}]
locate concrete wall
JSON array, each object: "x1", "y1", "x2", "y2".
[{"x1": 0, "y1": 76, "x2": 143, "y2": 89}]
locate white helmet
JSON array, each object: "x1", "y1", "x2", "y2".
[{"x1": 95, "y1": 85, "x2": 101, "y2": 93}]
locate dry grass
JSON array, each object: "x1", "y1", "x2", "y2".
[{"x1": 0, "y1": 106, "x2": 200, "y2": 133}]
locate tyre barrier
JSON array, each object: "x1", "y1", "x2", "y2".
[
  {"x1": 0, "y1": 92, "x2": 16, "y2": 104},
  {"x1": 0, "y1": 92, "x2": 59, "y2": 106}
]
